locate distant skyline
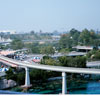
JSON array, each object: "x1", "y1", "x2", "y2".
[{"x1": 0, "y1": 0, "x2": 100, "y2": 32}]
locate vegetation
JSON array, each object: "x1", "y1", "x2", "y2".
[
  {"x1": 1, "y1": 28, "x2": 100, "y2": 55},
  {"x1": 40, "y1": 56, "x2": 60, "y2": 66},
  {"x1": 0, "y1": 77, "x2": 1, "y2": 80},
  {"x1": 0, "y1": 31, "x2": 52, "y2": 41},
  {"x1": 59, "y1": 48, "x2": 72, "y2": 54},
  {"x1": 6, "y1": 68, "x2": 17, "y2": 80},
  {"x1": 40, "y1": 55, "x2": 87, "y2": 79},
  {"x1": 2, "y1": 28, "x2": 100, "y2": 87},
  {"x1": 5, "y1": 67, "x2": 60, "y2": 85},
  {"x1": 11, "y1": 39, "x2": 24, "y2": 50},
  {"x1": 25, "y1": 43, "x2": 40, "y2": 54},
  {"x1": 30, "y1": 69, "x2": 49, "y2": 82},
  {"x1": 40, "y1": 46, "x2": 55, "y2": 56},
  {"x1": 58, "y1": 56, "x2": 86, "y2": 68},
  {"x1": 87, "y1": 50, "x2": 100, "y2": 61},
  {"x1": 41, "y1": 55, "x2": 86, "y2": 68},
  {"x1": 6, "y1": 68, "x2": 25, "y2": 85},
  {"x1": 11, "y1": 87, "x2": 23, "y2": 92},
  {"x1": 59, "y1": 28, "x2": 100, "y2": 51}
]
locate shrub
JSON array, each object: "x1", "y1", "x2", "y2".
[
  {"x1": 30, "y1": 69, "x2": 48, "y2": 83},
  {"x1": 41, "y1": 56, "x2": 60, "y2": 66},
  {"x1": 6, "y1": 68, "x2": 17, "y2": 81},
  {"x1": 58, "y1": 56, "x2": 86, "y2": 68},
  {"x1": 6, "y1": 68, "x2": 25, "y2": 85},
  {"x1": 87, "y1": 50, "x2": 100, "y2": 61},
  {"x1": 16, "y1": 72, "x2": 25, "y2": 85}
]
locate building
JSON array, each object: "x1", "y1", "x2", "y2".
[
  {"x1": 72, "y1": 46, "x2": 93, "y2": 52},
  {"x1": 0, "y1": 30, "x2": 16, "y2": 34},
  {"x1": 0, "y1": 37, "x2": 12, "y2": 46},
  {"x1": 52, "y1": 35, "x2": 61, "y2": 41}
]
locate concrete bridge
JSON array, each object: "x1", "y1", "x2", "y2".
[{"x1": 0, "y1": 55, "x2": 100, "y2": 94}]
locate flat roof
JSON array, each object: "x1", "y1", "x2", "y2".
[
  {"x1": 67, "y1": 51, "x2": 87, "y2": 56},
  {"x1": 73, "y1": 46, "x2": 93, "y2": 50}
]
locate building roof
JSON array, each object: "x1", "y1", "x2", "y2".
[{"x1": 72, "y1": 46, "x2": 93, "y2": 50}]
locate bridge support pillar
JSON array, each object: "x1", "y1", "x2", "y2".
[
  {"x1": 25, "y1": 67, "x2": 30, "y2": 87},
  {"x1": 62, "y1": 72, "x2": 67, "y2": 94}
]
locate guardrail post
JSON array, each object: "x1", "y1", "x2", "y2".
[
  {"x1": 25, "y1": 67, "x2": 30, "y2": 86},
  {"x1": 62, "y1": 72, "x2": 67, "y2": 94}
]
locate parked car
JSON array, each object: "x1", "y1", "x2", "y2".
[
  {"x1": 32, "y1": 57, "x2": 41, "y2": 63},
  {"x1": 0, "y1": 68, "x2": 9, "y2": 72}
]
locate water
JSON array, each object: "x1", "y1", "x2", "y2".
[
  {"x1": 2, "y1": 78, "x2": 100, "y2": 94},
  {"x1": 75, "y1": 82, "x2": 100, "y2": 94},
  {"x1": 28, "y1": 81, "x2": 100, "y2": 94},
  {"x1": 0, "y1": 90, "x2": 32, "y2": 94}
]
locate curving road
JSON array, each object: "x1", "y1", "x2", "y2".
[
  {"x1": 87, "y1": 61, "x2": 100, "y2": 67},
  {"x1": 0, "y1": 55, "x2": 100, "y2": 75}
]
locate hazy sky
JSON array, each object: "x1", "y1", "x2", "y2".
[{"x1": 0, "y1": 0, "x2": 100, "y2": 32}]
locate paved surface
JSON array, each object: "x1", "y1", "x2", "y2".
[
  {"x1": 26, "y1": 54, "x2": 100, "y2": 68},
  {"x1": 22, "y1": 54, "x2": 44, "y2": 64},
  {"x1": 87, "y1": 61, "x2": 100, "y2": 67}
]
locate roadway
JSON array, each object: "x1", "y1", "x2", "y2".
[
  {"x1": 87, "y1": 61, "x2": 100, "y2": 67},
  {"x1": 1, "y1": 55, "x2": 100, "y2": 75}
]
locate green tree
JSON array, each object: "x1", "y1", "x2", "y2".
[
  {"x1": 69, "y1": 28, "x2": 80, "y2": 36},
  {"x1": 6, "y1": 68, "x2": 17, "y2": 80},
  {"x1": 79, "y1": 29, "x2": 91, "y2": 45},
  {"x1": 11, "y1": 39, "x2": 24, "y2": 50},
  {"x1": 59, "y1": 34, "x2": 73, "y2": 49},
  {"x1": 69, "y1": 28, "x2": 80, "y2": 45},
  {"x1": 87, "y1": 50, "x2": 100, "y2": 61},
  {"x1": 25, "y1": 43, "x2": 40, "y2": 54},
  {"x1": 40, "y1": 46, "x2": 55, "y2": 55},
  {"x1": 0, "y1": 44, "x2": 5, "y2": 49},
  {"x1": 16, "y1": 72, "x2": 25, "y2": 85},
  {"x1": 92, "y1": 40, "x2": 100, "y2": 49},
  {"x1": 78, "y1": 29, "x2": 99, "y2": 46},
  {"x1": 59, "y1": 56, "x2": 86, "y2": 68},
  {"x1": 0, "y1": 77, "x2": 1, "y2": 80},
  {"x1": 30, "y1": 69, "x2": 48, "y2": 82},
  {"x1": 59, "y1": 29, "x2": 80, "y2": 49},
  {"x1": 6, "y1": 68, "x2": 25, "y2": 85},
  {"x1": 41, "y1": 56, "x2": 60, "y2": 66}
]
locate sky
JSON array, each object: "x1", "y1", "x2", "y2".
[{"x1": 0, "y1": 0, "x2": 100, "y2": 32}]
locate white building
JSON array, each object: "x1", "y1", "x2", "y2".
[
  {"x1": 0, "y1": 37, "x2": 12, "y2": 43},
  {"x1": 0, "y1": 30, "x2": 16, "y2": 34}
]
